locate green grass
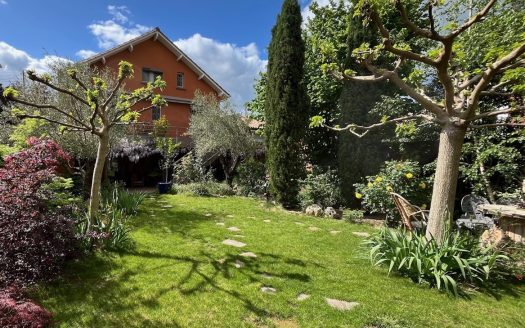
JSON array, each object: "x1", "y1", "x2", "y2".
[{"x1": 35, "y1": 195, "x2": 525, "y2": 327}]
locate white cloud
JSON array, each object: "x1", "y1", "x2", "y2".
[
  {"x1": 0, "y1": 42, "x2": 70, "y2": 85},
  {"x1": 76, "y1": 49, "x2": 98, "y2": 59},
  {"x1": 107, "y1": 5, "x2": 130, "y2": 23},
  {"x1": 0, "y1": 0, "x2": 7, "y2": 5},
  {"x1": 88, "y1": 20, "x2": 151, "y2": 50},
  {"x1": 174, "y1": 34, "x2": 267, "y2": 109},
  {"x1": 301, "y1": 0, "x2": 331, "y2": 24}
]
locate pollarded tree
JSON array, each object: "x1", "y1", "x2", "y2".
[
  {"x1": 188, "y1": 91, "x2": 259, "y2": 186},
  {"x1": 265, "y1": 0, "x2": 308, "y2": 208},
  {"x1": 312, "y1": 0, "x2": 525, "y2": 242},
  {"x1": 3, "y1": 61, "x2": 166, "y2": 219}
]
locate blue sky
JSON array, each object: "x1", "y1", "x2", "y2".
[{"x1": 0, "y1": 0, "x2": 325, "y2": 108}]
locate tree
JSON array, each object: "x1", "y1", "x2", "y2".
[
  {"x1": 312, "y1": 0, "x2": 525, "y2": 242},
  {"x1": 3, "y1": 62, "x2": 166, "y2": 219},
  {"x1": 153, "y1": 116, "x2": 180, "y2": 183},
  {"x1": 265, "y1": 0, "x2": 308, "y2": 208},
  {"x1": 245, "y1": 71, "x2": 267, "y2": 124},
  {"x1": 188, "y1": 91, "x2": 258, "y2": 186}
]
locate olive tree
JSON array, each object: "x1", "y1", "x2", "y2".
[
  {"x1": 3, "y1": 61, "x2": 166, "y2": 219},
  {"x1": 188, "y1": 91, "x2": 259, "y2": 186},
  {"x1": 312, "y1": 0, "x2": 525, "y2": 242}
]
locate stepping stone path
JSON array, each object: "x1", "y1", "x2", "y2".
[
  {"x1": 205, "y1": 213, "x2": 213, "y2": 217},
  {"x1": 263, "y1": 219, "x2": 271, "y2": 223},
  {"x1": 216, "y1": 222, "x2": 225, "y2": 226},
  {"x1": 161, "y1": 205, "x2": 173, "y2": 208},
  {"x1": 227, "y1": 226, "x2": 241, "y2": 232},
  {"x1": 234, "y1": 235, "x2": 245, "y2": 238},
  {"x1": 261, "y1": 273, "x2": 273, "y2": 279},
  {"x1": 226, "y1": 215, "x2": 235, "y2": 218},
  {"x1": 234, "y1": 260, "x2": 245, "y2": 268},
  {"x1": 240, "y1": 252, "x2": 257, "y2": 258},
  {"x1": 295, "y1": 222, "x2": 305, "y2": 226},
  {"x1": 330, "y1": 230, "x2": 341, "y2": 235},
  {"x1": 325, "y1": 298, "x2": 359, "y2": 311},
  {"x1": 308, "y1": 227, "x2": 321, "y2": 231},
  {"x1": 222, "y1": 239, "x2": 246, "y2": 248},
  {"x1": 261, "y1": 286, "x2": 277, "y2": 294},
  {"x1": 352, "y1": 232, "x2": 370, "y2": 238},
  {"x1": 247, "y1": 216, "x2": 256, "y2": 219},
  {"x1": 297, "y1": 293, "x2": 310, "y2": 301}
]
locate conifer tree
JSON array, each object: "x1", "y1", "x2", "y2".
[{"x1": 265, "y1": 0, "x2": 307, "y2": 208}]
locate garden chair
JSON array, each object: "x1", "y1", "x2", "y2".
[
  {"x1": 456, "y1": 195, "x2": 494, "y2": 230},
  {"x1": 390, "y1": 193, "x2": 428, "y2": 231}
]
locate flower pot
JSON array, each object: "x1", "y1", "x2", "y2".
[{"x1": 157, "y1": 182, "x2": 172, "y2": 194}]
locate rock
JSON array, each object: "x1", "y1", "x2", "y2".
[
  {"x1": 263, "y1": 219, "x2": 271, "y2": 223},
  {"x1": 205, "y1": 213, "x2": 213, "y2": 217},
  {"x1": 227, "y1": 226, "x2": 241, "y2": 232},
  {"x1": 305, "y1": 204, "x2": 323, "y2": 217},
  {"x1": 240, "y1": 252, "x2": 257, "y2": 258},
  {"x1": 222, "y1": 239, "x2": 246, "y2": 248},
  {"x1": 234, "y1": 260, "x2": 244, "y2": 268},
  {"x1": 234, "y1": 234, "x2": 245, "y2": 238},
  {"x1": 261, "y1": 286, "x2": 277, "y2": 294},
  {"x1": 216, "y1": 222, "x2": 225, "y2": 226},
  {"x1": 227, "y1": 215, "x2": 235, "y2": 218},
  {"x1": 480, "y1": 227, "x2": 506, "y2": 247},
  {"x1": 261, "y1": 273, "x2": 273, "y2": 279},
  {"x1": 330, "y1": 231, "x2": 341, "y2": 235},
  {"x1": 295, "y1": 222, "x2": 305, "y2": 226},
  {"x1": 352, "y1": 232, "x2": 370, "y2": 238},
  {"x1": 297, "y1": 293, "x2": 310, "y2": 301},
  {"x1": 308, "y1": 226, "x2": 321, "y2": 232},
  {"x1": 324, "y1": 207, "x2": 343, "y2": 220},
  {"x1": 325, "y1": 298, "x2": 359, "y2": 311}
]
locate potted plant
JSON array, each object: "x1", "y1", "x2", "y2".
[{"x1": 154, "y1": 116, "x2": 180, "y2": 194}]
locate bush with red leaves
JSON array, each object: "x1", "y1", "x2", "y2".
[
  {"x1": 0, "y1": 286, "x2": 52, "y2": 328},
  {"x1": 0, "y1": 138, "x2": 78, "y2": 287}
]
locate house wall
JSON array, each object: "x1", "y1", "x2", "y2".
[{"x1": 94, "y1": 37, "x2": 218, "y2": 139}]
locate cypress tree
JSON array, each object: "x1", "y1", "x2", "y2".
[{"x1": 265, "y1": 0, "x2": 307, "y2": 209}]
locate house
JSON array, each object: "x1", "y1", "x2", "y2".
[{"x1": 82, "y1": 27, "x2": 230, "y2": 186}]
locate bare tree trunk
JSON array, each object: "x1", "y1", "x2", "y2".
[
  {"x1": 89, "y1": 132, "x2": 110, "y2": 220},
  {"x1": 426, "y1": 123, "x2": 467, "y2": 243}
]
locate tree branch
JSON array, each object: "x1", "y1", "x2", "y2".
[
  {"x1": 470, "y1": 122, "x2": 525, "y2": 129},
  {"x1": 471, "y1": 106, "x2": 525, "y2": 121},
  {"x1": 448, "y1": 0, "x2": 497, "y2": 39},
  {"x1": 26, "y1": 71, "x2": 90, "y2": 107},
  {"x1": 395, "y1": 0, "x2": 444, "y2": 41},
  {"x1": 18, "y1": 113, "x2": 91, "y2": 132}
]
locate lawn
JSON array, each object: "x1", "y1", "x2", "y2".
[{"x1": 34, "y1": 195, "x2": 525, "y2": 327}]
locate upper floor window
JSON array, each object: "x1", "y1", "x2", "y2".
[
  {"x1": 176, "y1": 72, "x2": 185, "y2": 89},
  {"x1": 142, "y1": 68, "x2": 162, "y2": 83},
  {"x1": 152, "y1": 106, "x2": 161, "y2": 121}
]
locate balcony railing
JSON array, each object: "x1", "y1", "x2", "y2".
[{"x1": 128, "y1": 122, "x2": 192, "y2": 146}]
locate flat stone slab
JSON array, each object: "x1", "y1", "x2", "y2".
[
  {"x1": 330, "y1": 230, "x2": 341, "y2": 235},
  {"x1": 352, "y1": 232, "x2": 370, "y2": 238},
  {"x1": 261, "y1": 286, "x2": 276, "y2": 294},
  {"x1": 325, "y1": 298, "x2": 359, "y2": 311},
  {"x1": 161, "y1": 205, "x2": 173, "y2": 208},
  {"x1": 227, "y1": 226, "x2": 241, "y2": 232},
  {"x1": 297, "y1": 293, "x2": 310, "y2": 301},
  {"x1": 263, "y1": 219, "x2": 271, "y2": 223},
  {"x1": 247, "y1": 216, "x2": 256, "y2": 219},
  {"x1": 222, "y1": 239, "x2": 246, "y2": 248},
  {"x1": 226, "y1": 215, "x2": 235, "y2": 218},
  {"x1": 240, "y1": 252, "x2": 257, "y2": 258},
  {"x1": 295, "y1": 222, "x2": 305, "y2": 226},
  {"x1": 205, "y1": 213, "x2": 213, "y2": 217},
  {"x1": 261, "y1": 273, "x2": 273, "y2": 279},
  {"x1": 308, "y1": 227, "x2": 321, "y2": 231},
  {"x1": 234, "y1": 260, "x2": 245, "y2": 268},
  {"x1": 216, "y1": 222, "x2": 225, "y2": 226}
]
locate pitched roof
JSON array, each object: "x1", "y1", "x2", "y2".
[{"x1": 82, "y1": 27, "x2": 229, "y2": 98}]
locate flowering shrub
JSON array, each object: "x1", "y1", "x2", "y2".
[
  {"x1": 354, "y1": 161, "x2": 432, "y2": 222},
  {"x1": 0, "y1": 286, "x2": 52, "y2": 327},
  {"x1": 299, "y1": 167, "x2": 343, "y2": 209},
  {"x1": 0, "y1": 138, "x2": 77, "y2": 287}
]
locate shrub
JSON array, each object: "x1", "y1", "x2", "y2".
[
  {"x1": 366, "y1": 228, "x2": 509, "y2": 296},
  {"x1": 174, "y1": 154, "x2": 211, "y2": 184},
  {"x1": 102, "y1": 182, "x2": 146, "y2": 216},
  {"x1": 354, "y1": 161, "x2": 432, "y2": 222},
  {"x1": 299, "y1": 167, "x2": 343, "y2": 209},
  {"x1": 0, "y1": 286, "x2": 52, "y2": 328},
  {"x1": 344, "y1": 209, "x2": 365, "y2": 222},
  {"x1": 174, "y1": 182, "x2": 234, "y2": 197},
  {"x1": 234, "y1": 158, "x2": 266, "y2": 197},
  {"x1": 0, "y1": 138, "x2": 77, "y2": 287}
]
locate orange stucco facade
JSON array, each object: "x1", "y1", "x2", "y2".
[{"x1": 93, "y1": 37, "x2": 219, "y2": 140}]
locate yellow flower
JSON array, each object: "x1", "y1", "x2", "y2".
[
  {"x1": 421, "y1": 204, "x2": 427, "y2": 210},
  {"x1": 375, "y1": 176, "x2": 383, "y2": 183},
  {"x1": 355, "y1": 192, "x2": 363, "y2": 199},
  {"x1": 367, "y1": 182, "x2": 373, "y2": 188},
  {"x1": 405, "y1": 172, "x2": 414, "y2": 179},
  {"x1": 419, "y1": 182, "x2": 427, "y2": 189},
  {"x1": 386, "y1": 186, "x2": 393, "y2": 192}
]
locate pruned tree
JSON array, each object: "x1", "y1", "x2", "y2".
[
  {"x1": 3, "y1": 61, "x2": 167, "y2": 219},
  {"x1": 188, "y1": 91, "x2": 259, "y2": 186},
  {"x1": 153, "y1": 116, "x2": 181, "y2": 183},
  {"x1": 311, "y1": 0, "x2": 525, "y2": 242}
]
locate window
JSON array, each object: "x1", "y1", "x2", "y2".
[
  {"x1": 142, "y1": 68, "x2": 162, "y2": 83},
  {"x1": 152, "y1": 106, "x2": 161, "y2": 121},
  {"x1": 176, "y1": 72, "x2": 185, "y2": 89}
]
